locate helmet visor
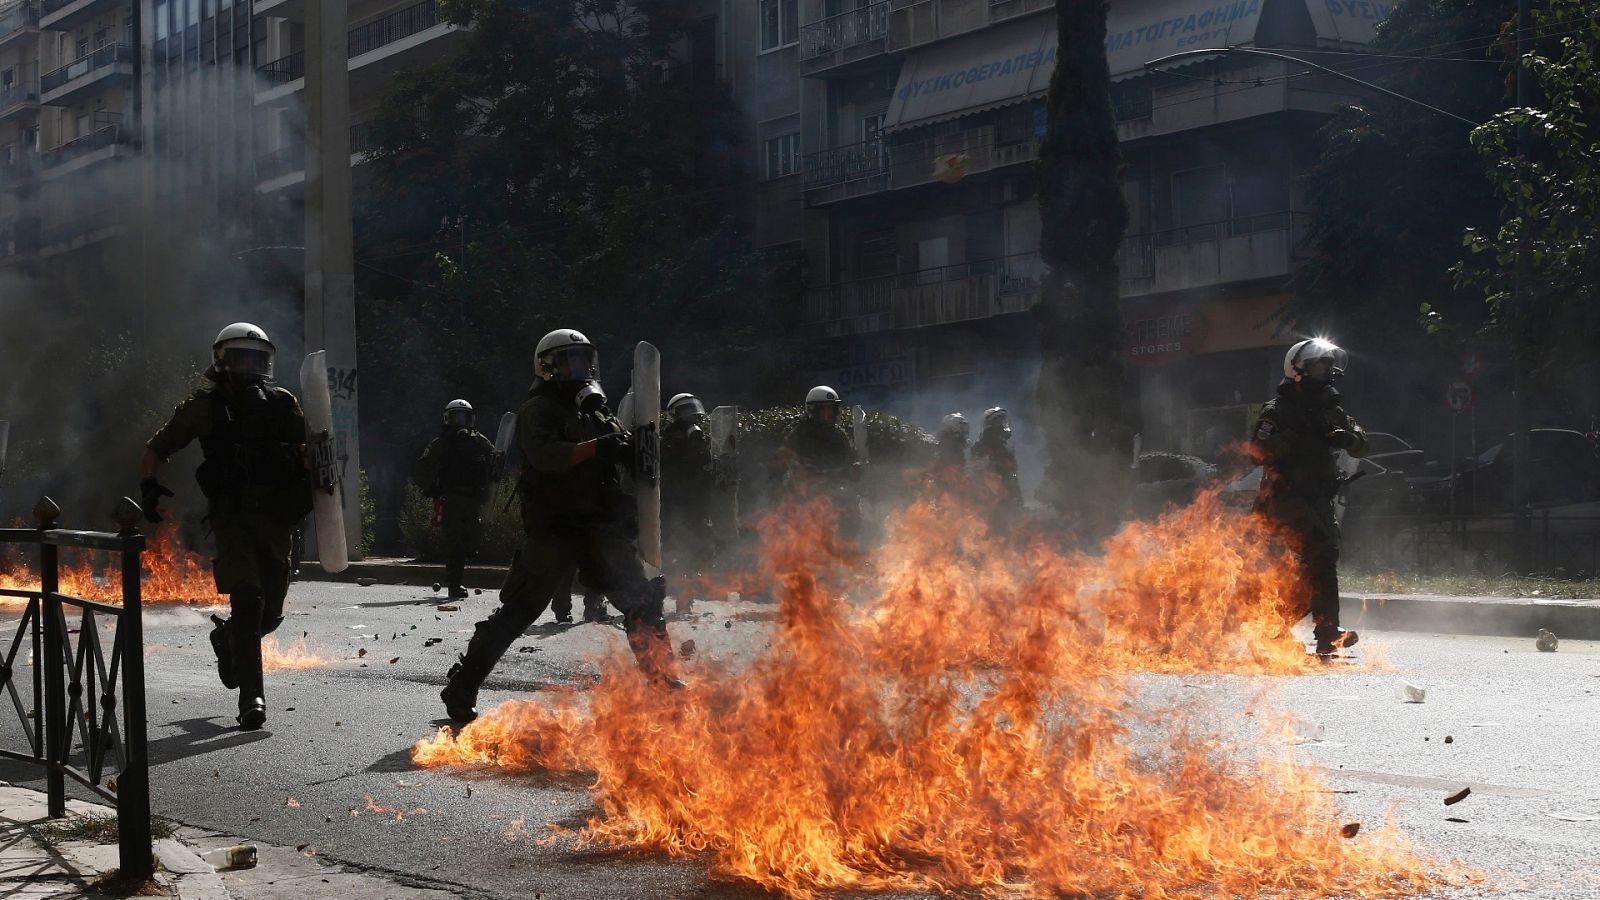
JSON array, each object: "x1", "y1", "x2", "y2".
[
  {"x1": 547, "y1": 347, "x2": 598, "y2": 382},
  {"x1": 445, "y1": 409, "x2": 474, "y2": 429},
  {"x1": 672, "y1": 398, "x2": 706, "y2": 423},
  {"x1": 223, "y1": 348, "x2": 273, "y2": 380},
  {"x1": 809, "y1": 401, "x2": 839, "y2": 424}
]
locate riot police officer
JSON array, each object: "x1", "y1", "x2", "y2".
[
  {"x1": 971, "y1": 407, "x2": 1022, "y2": 508},
  {"x1": 662, "y1": 393, "x2": 716, "y2": 575},
  {"x1": 1252, "y1": 338, "x2": 1369, "y2": 657},
  {"x1": 140, "y1": 323, "x2": 312, "y2": 730},
  {"x1": 440, "y1": 329, "x2": 678, "y2": 722},
  {"x1": 414, "y1": 399, "x2": 497, "y2": 600},
  {"x1": 936, "y1": 413, "x2": 971, "y2": 471},
  {"x1": 773, "y1": 386, "x2": 860, "y2": 534}
]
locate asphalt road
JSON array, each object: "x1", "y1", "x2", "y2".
[{"x1": 0, "y1": 580, "x2": 1597, "y2": 899}]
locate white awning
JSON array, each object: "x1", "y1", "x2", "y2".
[
  {"x1": 883, "y1": 16, "x2": 1057, "y2": 132},
  {"x1": 1104, "y1": 0, "x2": 1267, "y2": 77},
  {"x1": 1305, "y1": 0, "x2": 1392, "y2": 47}
]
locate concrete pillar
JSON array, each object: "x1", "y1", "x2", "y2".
[{"x1": 304, "y1": 0, "x2": 362, "y2": 557}]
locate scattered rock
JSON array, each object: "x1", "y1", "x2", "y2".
[
  {"x1": 1340, "y1": 823, "x2": 1360, "y2": 838},
  {"x1": 679, "y1": 640, "x2": 696, "y2": 660},
  {"x1": 432, "y1": 583, "x2": 442, "y2": 592},
  {"x1": 724, "y1": 621, "x2": 733, "y2": 630},
  {"x1": 1444, "y1": 735, "x2": 1453, "y2": 744},
  {"x1": 1398, "y1": 680, "x2": 1426, "y2": 703},
  {"x1": 357, "y1": 648, "x2": 367, "y2": 658},
  {"x1": 424, "y1": 638, "x2": 443, "y2": 647},
  {"x1": 355, "y1": 577, "x2": 378, "y2": 587},
  {"x1": 1536, "y1": 628, "x2": 1558, "y2": 652},
  {"x1": 1444, "y1": 787, "x2": 1471, "y2": 806},
  {"x1": 474, "y1": 589, "x2": 483, "y2": 595},
  {"x1": 389, "y1": 657, "x2": 400, "y2": 664}
]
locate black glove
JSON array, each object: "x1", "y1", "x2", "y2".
[
  {"x1": 594, "y1": 432, "x2": 633, "y2": 467},
  {"x1": 1325, "y1": 429, "x2": 1359, "y2": 451},
  {"x1": 139, "y1": 477, "x2": 174, "y2": 523}
]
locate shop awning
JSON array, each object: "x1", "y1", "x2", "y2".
[
  {"x1": 1305, "y1": 0, "x2": 1392, "y2": 47},
  {"x1": 882, "y1": 16, "x2": 1056, "y2": 132},
  {"x1": 1104, "y1": 0, "x2": 1267, "y2": 77}
]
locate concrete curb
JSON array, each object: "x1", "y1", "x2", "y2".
[
  {"x1": 1345, "y1": 592, "x2": 1600, "y2": 641},
  {"x1": 299, "y1": 560, "x2": 1600, "y2": 642}
]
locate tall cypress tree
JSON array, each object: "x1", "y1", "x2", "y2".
[{"x1": 1034, "y1": 0, "x2": 1134, "y2": 537}]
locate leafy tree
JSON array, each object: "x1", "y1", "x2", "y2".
[
  {"x1": 1034, "y1": 0, "x2": 1134, "y2": 535},
  {"x1": 1293, "y1": 0, "x2": 1517, "y2": 424},
  {"x1": 1458, "y1": 0, "x2": 1600, "y2": 389},
  {"x1": 356, "y1": 0, "x2": 796, "y2": 489}
]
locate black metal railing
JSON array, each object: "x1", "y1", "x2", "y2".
[
  {"x1": 348, "y1": 0, "x2": 439, "y2": 58},
  {"x1": 802, "y1": 138, "x2": 887, "y2": 190},
  {"x1": 257, "y1": 49, "x2": 303, "y2": 84},
  {"x1": 0, "y1": 497, "x2": 152, "y2": 880},
  {"x1": 0, "y1": 81, "x2": 40, "y2": 112},
  {"x1": 0, "y1": 1, "x2": 39, "y2": 36},
  {"x1": 803, "y1": 250, "x2": 1042, "y2": 333},
  {"x1": 40, "y1": 42, "x2": 134, "y2": 93},
  {"x1": 1345, "y1": 511, "x2": 1600, "y2": 578},
  {"x1": 41, "y1": 121, "x2": 128, "y2": 167},
  {"x1": 800, "y1": 1, "x2": 887, "y2": 60}
]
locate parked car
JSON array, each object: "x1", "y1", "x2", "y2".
[
  {"x1": 1408, "y1": 428, "x2": 1600, "y2": 515},
  {"x1": 1132, "y1": 452, "x2": 1217, "y2": 518},
  {"x1": 1363, "y1": 431, "x2": 1429, "y2": 475},
  {"x1": 1218, "y1": 432, "x2": 1420, "y2": 527}
]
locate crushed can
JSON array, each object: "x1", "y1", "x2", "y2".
[{"x1": 226, "y1": 844, "x2": 258, "y2": 869}]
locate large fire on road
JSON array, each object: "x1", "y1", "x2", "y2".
[
  {"x1": 415, "y1": 491, "x2": 1458, "y2": 897},
  {"x1": 0, "y1": 522, "x2": 222, "y2": 606}
]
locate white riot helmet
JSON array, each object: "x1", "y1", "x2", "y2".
[
  {"x1": 982, "y1": 407, "x2": 1011, "y2": 436},
  {"x1": 535, "y1": 329, "x2": 598, "y2": 383},
  {"x1": 667, "y1": 392, "x2": 706, "y2": 426},
  {"x1": 443, "y1": 398, "x2": 474, "y2": 429},
  {"x1": 212, "y1": 322, "x2": 275, "y2": 381},
  {"x1": 1284, "y1": 338, "x2": 1348, "y2": 386},
  {"x1": 805, "y1": 385, "x2": 841, "y2": 424},
  {"x1": 940, "y1": 412, "x2": 970, "y2": 444}
]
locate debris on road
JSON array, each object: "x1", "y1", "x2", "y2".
[
  {"x1": 1536, "y1": 628, "x2": 1558, "y2": 652},
  {"x1": 475, "y1": 588, "x2": 483, "y2": 595},
  {"x1": 285, "y1": 797, "x2": 300, "y2": 808},
  {"x1": 424, "y1": 638, "x2": 443, "y2": 647},
  {"x1": 356, "y1": 577, "x2": 378, "y2": 587},
  {"x1": 389, "y1": 657, "x2": 400, "y2": 664},
  {"x1": 1547, "y1": 812, "x2": 1600, "y2": 822},
  {"x1": 432, "y1": 583, "x2": 441, "y2": 592},
  {"x1": 1340, "y1": 823, "x2": 1360, "y2": 838},
  {"x1": 438, "y1": 605, "x2": 460, "y2": 612},
  {"x1": 679, "y1": 639, "x2": 696, "y2": 660},
  {"x1": 1444, "y1": 787, "x2": 1471, "y2": 806},
  {"x1": 357, "y1": 648, "x2": 367, "y2": 658},
  {"x1": 1445, "y1": 817, "x2": 1468, "y2": 824},
  {"x1": 1444, "y1": 735, "x2": 1453, "y2": 744},
  {"x1": 1398, "y1": 680, "x2": 1426, "y2": 703}
]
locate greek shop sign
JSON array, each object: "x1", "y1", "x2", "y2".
[
  {"x1": 1103, "y1": 0, "x2": 1266, "y2": 75},
  {"x1": 896, "y1": 46, "x2": 1058, "y2": 103}
]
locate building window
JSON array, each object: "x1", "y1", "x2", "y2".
[
  {"x1": 760, "y1": 0, "x2": 798, "y2": 51},
  {"x1": 153, "y1": 0, "x2": 168, "y2": 39},
  {"x1": 76, "y1": 37, "x2": 90, "y2": 59},
  {"x1": 1, "y1": 68, "x2": 13, "y2": 90},
  {"x1": 93, "y1": 27, "x2": 108, "y2": 49},
  {"x1": 765, "y1": 133, "x2": 799, "y2": 179},
  {"x1": 859, "y1": 113, "x2": 884, "y2": 145}
]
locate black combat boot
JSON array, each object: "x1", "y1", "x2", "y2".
[
  {"x1": 235, "y1": 637, "x2": 267, "y2": 730},
  {"x1": 441, "y1": 655, "x2": 485, "y2": 723},
  {"x1": 209, "y1": 615, "x2": 237, "y2": 689},
  {"x1": 1314, "y1": 626, "x2": 1359, "y2": 658}
]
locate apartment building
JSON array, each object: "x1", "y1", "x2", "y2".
[{"x1": 792, "y1": 0, "x2": 1390, "y2": 452}]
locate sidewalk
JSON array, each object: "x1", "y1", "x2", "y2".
[
  {"x1": 0, "y1": 782, "x2": 226, "y2": 899},
  {"x1": 304, "y1": 558, "x2": 1600, "y2": 642},
  {"x1": 0, "y1": 783, "x2": 463, "y2": 900}
]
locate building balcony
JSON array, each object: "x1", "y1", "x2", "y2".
[
  {"x1": 0, "y1": 153, "x2": 39, "y2": 192},
  {"x1": 257, "y1": 0, "x2": 466, "y2": 103},
  {"x1": 39, "y1": 207, "x2": 118, "y2": 255},
  {"x1": 253, "y1": 0, "x2": 303, "y2": 21},
  {"x1": 0, "y1": 1, "x2": 40, "y2": 49},
  {"x1": 803, "y1": 252, "x2": 1042, "y2": 337},
  {"x1": 40, "y1": 43, "x2": 135, "y2": 106},
  {"x1": 803, "y1": 125, "x2": 1038, "y2": 205},
  {"x1": 0, "y1": 80, "x2": 39, "y2": 123},
  {"x1": 39, "y1": 0, "x2": 121, "y2": 32},
  {"x1": 886, "y1": 0, "x2": 1052, "y2": 54},
  {"x1": 1116, "y1": 211, "x2": 1311, "y2": 297},
  {"x1": 41, "y1": 122, "x2": 134, "y2": 177},
  {"x1": 0, "y1": 215, "x2": 40, "y2": 261},
  {"x1": 256, "y1": 122, "x2": 375, "y2": 193},
  {"x1": 799, "y1": 1, "x2": 888, "y2": 77}
]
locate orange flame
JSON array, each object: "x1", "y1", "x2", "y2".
[
  {"x1": 414, "y1": 489, "x2": 1451, "y2": 897},
  {"x1": 262, "y1": 637, "x2": 332, "y2": 670},
  {"x1": 0, "y1": 522, "x2": 222, "y2": 606}
]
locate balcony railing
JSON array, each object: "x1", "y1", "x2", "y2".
[
  {"x1": 1116, "y1": 211, "x2": 1311, "y2": 289},
  {"x1": 0, "y1": 1, "x2": 39, "y2": 37},
  {"x1": 42, "y1": 123, "x2": 130, "y2": 168},
  {"x1": 348, "y1": 0, "x2": 439, "y2": 58},
  {"x1": 257, "y1": 50, "x2": 304, "y2": 84},
  {"x1": 0, "y1": 80, "x2": 39, "y2": 111},
  {"x1": 800, "y1": 1, "x2": 887, "y2": 61},
  {"x1": 803, "y1": 138, "x2": 887, "y2": 191},
  {"x1": 889, "y1": 0, "x2": 1051, "y2": 52},
  {"x1": 804, "y1": 252, "x2": 1042, "y2": 335},
  {"x1": 40, "y1": 42, "x2": 133, "y2": 93}
]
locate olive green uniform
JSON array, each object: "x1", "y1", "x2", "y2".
[
  {"x1": 146, "y1": 378, "x2": 310, "y2": 712},
  {"x1": 1251, "y1": 379, "x2": 1368, "y2": 641},
  {"x1": 414, "y1": 428, "x2": 497, "y2": 594},
  {"x1": 661, "y1": 421, "x2": 715, "y2": 572},
  {"x1": 443, "y1": 380, "x2": 673, "y2": 705},
  {"x1": 778, "y1": 417, "x2": 860, "y2": 535}
]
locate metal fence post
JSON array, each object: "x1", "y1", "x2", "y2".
[
  {"x1": 114, "y1": 500, "x2": 152, "y2": 879},
  {"x1": 35, "y1": 497, "x2": 64, "y2": 818}
]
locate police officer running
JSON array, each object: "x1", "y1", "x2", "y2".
[
  {"x1": 440, "y1": 329, "x2": 678, "y2": 723},
  {"x1": 139, "y1": 323, "x2": 312, "y2": 730},
  {"x1": 414, "y1": 399, "x2": 497, "y2": 600},
  {"x1": 1251, "y1": 338, "x2": 1368, "y2": 658}
]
